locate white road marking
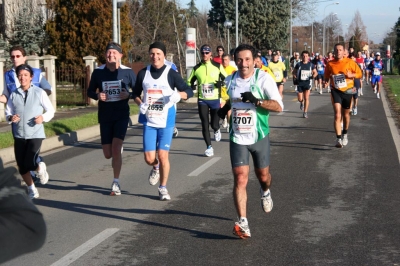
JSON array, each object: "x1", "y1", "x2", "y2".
[
  {"x1": 50, "y1": 228, "x2": 119, "y2": 266},
  {"x1": 381, "y1": 87, "x2": 400, "y2": 164},
  {"x1": 188, "y1": 157, "x2": 221, "y2": 176}
]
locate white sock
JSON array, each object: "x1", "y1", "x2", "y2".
[
  {"x1": 239, "y1": 217, "x2": 248, "y2": 224},
  {"x1": 28, "y1": 184, "x2": 36, "y2": 189},
  {"x1": 113, "y1": 178, "x2": 119, "y2": 183},
  {"x1": 262, "y1": 189, "x2": 271, "y2": 197}
]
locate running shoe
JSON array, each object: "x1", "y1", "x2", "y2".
[
  {"x1": 222, "y1": 118, "x2": 228, "y2": 128},
  {"x1": 149, "y1": 168, "x2": 160, "y2": 185},
  {"x1": 366, "y1": 81, "x2": 369, "y2": 85},
  {"x1": 111, "y1": 181, "x2": 121, "y2": 196},
  {"x1": 319, "y1": 89, "x2": 322, "y2": 94},
  {"x1": 303, "y1": 112, "x2": 308, "y2": 118},
  {"x1": 377, "y1": 93, "x2": 380, "y2": 99},
  {"x1": 342, "y1": 134, "x2": 348, "y2": 146},
  {"x1": 173, "y1": 127, "x2": 179, "y2": 138},
  {"x1": 353, "y1": 107, "x2": 358, "y2": 115},
  {"x1": 327, "y1": 88, "x2": 331, "y2": 93},
  {"x1": 158, "y1": 187, "x2": 171, "y2": 201},
  {"x1": 299, "y1": 101, "x2": 303, "y2": 111},
  {"x1": 214, "y1": 129, "x2": 221, "y2": 142},
  {"x1": 37, "y1": 162, "x2": 49, "y2": 185},
  {"x1": 374, "y1": 87, "x2": 377, "y2": 93},
  {"x1": 204, "y1": 146, "x2": 214, "y2": 157},
  {"x1": 360, "y1": 88, "x2": 363, "y2": 96},
  {"x1": 335, "y1": 138, "x2": 343, "y2": 148},
  {"x1": 28, "y1": 186, "x2": 39, "y2": 199},
  {"x1": 233, "y1": 220, "x2": 251, "y2": 239},
  {"x1": 260, "y1": 189, "x2": 273, "y2": 213}
]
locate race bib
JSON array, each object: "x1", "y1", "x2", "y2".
[
  {"x1": 333, "y1": 74, "x2": 347, "y2": 89},
  {"x1": 273, "y1": 71, "x2": 281, "y2": 80},
  {"x1": 102, "y1": 81, "x2": 122, "y2": 102},
  {"x1": 232, "y1": 109, "x2": 255, "y2": 134},
  {"x1": 317, "y1": 64, "x2": 323, "y2": 71},
  {"x1": 146, "y1": 89, "x2": 165, "y2": 118},
  {"x1": 300, "y1": 70, "x2": 311, "y2": 80},
  {"x1": 373, "y1": 68, "x2": 381, "y2": 76},
  {"x1": 201, "y1": 84, "x2": 214, "y2": 98}
]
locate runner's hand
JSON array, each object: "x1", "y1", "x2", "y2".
[
  {"x1": 119, "y1": 88, "x2": 130, "y2": 99},
  {"x1": 140, "y1": 103, "x2": 149, "y2": 114},
  {"x1": 214, "y1": 81, "x2": 224, "y2": 89},
  {"x1": 10, "y1": 114, "x2": 20, "y2": 123},
  {"x1": 98, "y1": 92, "x2": 106, "y2": 101},
  {"x1": 34, "y1": 115, "x2": 43, "y2": 124},
  {"x1": 217, "y1": 102, "x2": 231, "y2": 119},
  {"x1": 241, "y1": 92, "x2": 258, "y2": 105}
]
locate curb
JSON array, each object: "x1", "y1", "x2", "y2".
[{"x1": 0, "y1": 114, "x2": 139, "y2": 165}]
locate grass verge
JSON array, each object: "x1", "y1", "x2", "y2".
[
  {"x1": 383, "y1": 76, "x2": 400, "y2": 129},
  {"x1": 0, "y1": 104, "x2": 139, "y2": 149}
]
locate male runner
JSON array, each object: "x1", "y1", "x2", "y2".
[
  {"x1": 315, "y1": 54, "x2": 326, "y2": 94},
  {"x1": 1, "y1": 45, "x2": 52, "y2": 183},
  {"x1": 368, "y1": 52, "x2": 383, "y2": 99},
  {"x1": 188, "y1": 44, "x2": 227, "y2": 157},
  {"x1": 355, "y1": 51, "x2": 365, "y2": 96},
  {"x1": 267, "y1": 52, "x2": 287, "y2": 99},
  {"x1": 364, "y1": 52, "x2": 373, "y2": 85},
  {"x1": 293, "y1": 51, "x2": 318, "y2": 118},
  {"x1": 291, "y1": 52, "x2": 301, "y2": 93},
  {"x1": 87, "y1": 42, "x2": 136, "y2": 195},
  {"x1": 218, "y1": 44, "x2": 283, "y2": 238},
  {"x1": 324, "y1": 43, "x2": 362, "y2": 148},
  {"x1": 132, "y1": 42, "x2": 193, "y2": 200}
]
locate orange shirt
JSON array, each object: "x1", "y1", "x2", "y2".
[{"x1": 324, "y1": 57, "x2": 362, "y2": 92}]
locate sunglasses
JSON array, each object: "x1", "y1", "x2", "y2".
[
  {"x1": 201, "y1": 52, "x2": 210, "y2": 55},
  {"x1": 218, "y1": 49, "x2": 223, "y2": 52},
  {"x1": 11, "y1": 55, "x2": 22, "y2": 59}
]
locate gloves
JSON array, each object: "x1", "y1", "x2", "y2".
[
  {"x1": 191, "y1": 84, "x2": 197, "y2": 91},
  {"x1": 140, "y1": 103, "x2": 149, "y2": 114},
  {"x1": 241, "y1": 92, "x2": 258, "y2": 105},
  {"x1": 214, "y1": 81, "x2": 224, "y2": 89},
  {"x1": 217, "y1": 101, "x2": 231, "y2": 119},
  {"x1": 169, "y1": 90, "x2": 181, "y2": 104}
]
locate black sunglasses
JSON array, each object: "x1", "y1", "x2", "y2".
[{"x1": 201, "y1": 52, "x2": 210, "y2": 55}]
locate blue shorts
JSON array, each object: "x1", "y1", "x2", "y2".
[
  {"x1": 371, "y1": 75, "x2": 382, "y2": 84},
  {"x1": 143, "y1": 126, "x2": 174, "y2": 152}
]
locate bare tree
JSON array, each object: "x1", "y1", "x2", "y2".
[
  {"x1": 345, "y1": 10, "x2": 367, "y2": 48},
  {"x1": 323, "y1": 12, "x2": 343, "y2": 52}
]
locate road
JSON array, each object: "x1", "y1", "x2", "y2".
[{"x1": 3, "y1": 84, "x2": 400, "y2": 266}]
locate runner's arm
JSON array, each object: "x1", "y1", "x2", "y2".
[
  {"x1": 261, "y1": 74, "x2": 283, "y2": 112},
  {"x1": 40, "y1": 90, "x2": 55, "y2": 122},
  {"x1": 87, "y1": 70, "x2": 100, "y2": 100},
  {"x1": 131, "y1": 68, "x2": 146, "y2": 105},
  {"x1": 169, "y1": 70, "x2": 194, "y2": 100}
]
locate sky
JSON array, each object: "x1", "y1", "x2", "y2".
[{"x1": 190, "y1": 0, "x2": 399, "y2": 45}]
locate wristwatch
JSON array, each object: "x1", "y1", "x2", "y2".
[{"x1": 258, "y1": 100, "x2": 263, "y2": 106}]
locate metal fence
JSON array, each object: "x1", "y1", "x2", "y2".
[{"x1": 56, "y1": 66, "x2": 90, "y2": 106}]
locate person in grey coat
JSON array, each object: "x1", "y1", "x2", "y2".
[{"x1": 5, "y1": 64, "x2": 55, "y2": 199}]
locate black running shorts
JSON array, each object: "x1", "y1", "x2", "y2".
[
  {"x1": 100, "y1": 118, "x2": 129, "y2": 145},
  {"x1": 230, "y1": 135, "x2": 270, "y2": 169},
  {"x1": 331, "y1": 89, "x2": 353, "y2": 109}
]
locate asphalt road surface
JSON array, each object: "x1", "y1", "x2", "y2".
[{"x1": 3, "y1": 83, "x2": 400, "y2": 266}]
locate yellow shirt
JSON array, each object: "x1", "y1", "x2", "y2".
[
  {"x1": 224, "y1": 65, "x2": 237, "y2": 75},
  {"x1": 260, "y1": 65, "x2": 277, "y2": 82},
  {"x1": 267, "y1": 61, "x2": 286, "y2": 82}
]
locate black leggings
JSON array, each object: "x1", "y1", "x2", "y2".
[
  {"x1": 198, "y1": 104, "x2": 220, "y2": 147},
  {"x1": 14, "y1": 138, "x2": 43, "y2": 175}
]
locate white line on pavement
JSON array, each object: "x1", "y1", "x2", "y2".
[
  {"x1": 188, "y1": 157, "x2": 221, "y2": 176},
  {"x1": 50, "y1": 228, "x2": 120, "y2": 266},
  {"x1": 381, "y1": 87, "x2": 400, "y2": 164}
]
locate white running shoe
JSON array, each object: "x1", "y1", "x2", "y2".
[
  {"x1": 173, "y1": 127, "x2": 179, "y2": 138},
  {"x1": 260, "y1": 189, "x2": 273, "y2": 213},
  {"x1": 222, "y1": 118, "x2": 228, "y2": 128},
  {"x1": 360, "y1": 88, "x2": 363, "y2": 96},
  {"x1": 233, "y1": 219, "x2": 251, "y2": 239},
  {"x1": 149, "y1": 168, "x2": 160, "y2": 185},
  {"x1": 158, "y1": 187, "x2": 171, "y2": 201},
  {"x1": 335, "y1": 138, "x2": 343, "y2": 148},
  {"x1": 377, "y1": 92, "x2": 380, "y2": 99},
  {"x1": 37, "y1": 162, "x2": 49, "y2": 185},
  {"x1": 204, "y1": 146, "x2": 214, "y2": 157},
  {"x1": 214, "y1": 129, "x2": 221, "y2": 142},
  {"x1": 353, "y1": 107, "x2": 358, "y2": 115},
  {"x1": 319, "y1": 90, "x2": 322, "y2": 94},
  {"x1": 328, "y1": 88, "x2": 331, "y2": 93},
  {"x1": 111, "y1": 181, "x2": 121, "y2": 196},
  {"x1": 342, "y1": 134, "x2": 348, "y2": 146},
  {"x1": 28, "y1": 186, "x2": 39, "y2": 199}
]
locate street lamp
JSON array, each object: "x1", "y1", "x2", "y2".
[
  {"x1": 323, "y1": 2, "x2": 339, "y2": 55},
  {"x1": 295, "y1": 38, "x2": 299, "y2": 52},
  {"x1": 224, "y1": 20, "x2": 233, "y2": 52}
]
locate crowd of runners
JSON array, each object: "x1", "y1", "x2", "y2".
[{"x1": 1, "y1": 40, "x2": 385, "y2": 241}]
